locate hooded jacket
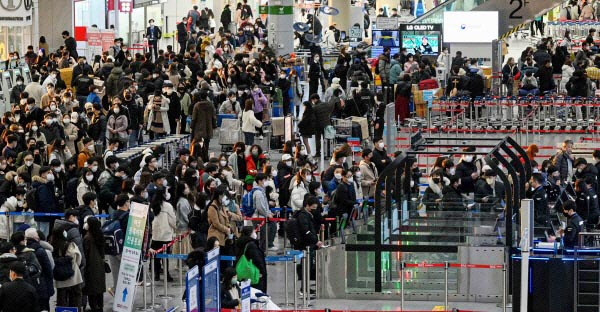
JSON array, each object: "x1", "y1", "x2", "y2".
[
  {"x1": 31, "y1": 175, "x2": 58, "y2": 222},
  {"x1": 54, "y1": 219, "x2": 86, "y2": 269},
  {"x1": 105, "y1": 66, "x2": 124, "y2": 97},
  {"x1": 389, "y1": 59, "x2": 403, "y2": 84},
  {"x1": 26, "y1": 238, "x2": 54, "y2": 299}
]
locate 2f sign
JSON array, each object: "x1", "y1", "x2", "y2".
[{"x1": 509, "y1": 0, "x2": 528, "y2": 19}]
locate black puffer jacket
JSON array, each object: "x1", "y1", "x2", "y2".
[{"x1": 298, "y1": 103, "x2": 317, "y2": 136}]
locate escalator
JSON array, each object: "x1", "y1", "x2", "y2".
[{"x1": 411, "y1": 0, "x2": 564, "y2": 38}]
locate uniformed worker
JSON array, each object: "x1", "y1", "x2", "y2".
[
  {"x1": 557, "y1": 200, "x2": 584, "y2": 248},
  {"x1": 528, "y1": 172, "x2": 550, "y2": 227}
]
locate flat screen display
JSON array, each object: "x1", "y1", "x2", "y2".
[
  {"x1": 401, "y1": 34, "x2": 440, "y2": 55},
  {"x1": 443, "y1": 11, "x2": 498, "y2": 43},
  {"x1": 371, "y1": 46, "x2": 400, "y2": 59},
  {"x1": 372, "y1": 30, "x2": 400, "y2": 47}
]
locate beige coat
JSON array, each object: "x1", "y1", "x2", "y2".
[
  {"x1": 63, "y1": 122, "x2": 78, "y2": 155},
  {"x1": 207, "y1": 202, "x2": 230, "y2": 244},
  {"x1": 359, "y1": 159, "x2": 379, "y2": 198}
]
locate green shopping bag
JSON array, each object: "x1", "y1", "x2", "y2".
[{"x1": 236, "y1": 243, "x2": 260, "y2": 284}]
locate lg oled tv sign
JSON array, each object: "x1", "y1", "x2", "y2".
[{"x1": 0, "y1": 0, "x2": 33, "y2": 26}]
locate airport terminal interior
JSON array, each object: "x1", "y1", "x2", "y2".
[{"x1": 3, "y1": 0, "x2": 600, "y2": 311}]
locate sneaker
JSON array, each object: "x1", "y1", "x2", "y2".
[
  {"x1": 108, "y1": 288, "x2": 115, "y2": 297},
  {"x1": 268, "y1": 246, "x2": 278, "y2": 251}
]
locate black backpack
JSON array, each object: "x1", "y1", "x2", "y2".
[
  {"x1": 188, "y1": 207, "x2": 203, "y2": 232},
  {"x1": 25, "y1": 187, "x2": 39, "y2": 212},
  {"x1": 53, "y1": 245, "x2": 75, "y2": 281},
  {"x1": 65, "y1": 177, "x2": 80, "y2": 209},
  {"x1": 285, "y1": 211, "x2": 303, "y2": 250}
]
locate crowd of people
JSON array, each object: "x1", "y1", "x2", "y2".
[{"x1": 3, "y1": 1, "x2": 600, "y2": 311}]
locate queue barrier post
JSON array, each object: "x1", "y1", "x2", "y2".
[
  {"x1": 302, "y1": 249, "x2": 307, "y2": 308},
  {"x1": 150, "y1": 257, "x2": 156, "y2": 308},
  {"x1": 159, "y1": 244, "x2": 174, "y2": 299},
  {"x1": 502, "y1": 263, "x2": 507, "y2": 312},
  {"x1": 293, "y1": 254, "x2": 298, "y2": 310},
  {"x1": 284, "y1": 250, "x2": 289, "y2": 306},
  {"x1": 400, "y1": 261, "x2": 405, "y2": 311},
  {"x1": 179, "y1": 252, "x2": 184, "y2": 289},
  {"x1": 444, "y1": 261, "x2": 449, "y2": 311}
]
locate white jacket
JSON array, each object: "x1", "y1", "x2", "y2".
[
  {"x1": 0, "y1": 197, "x2": 19, "y2": 239},
  {"x1": 241, "y1": 110, "x2": 262, "y2": 133},
  {"x1": 152, "y1": 202, "x2": 177, "y2": 242},
  {"x1": 289, "y1": 182, "x2": 308, "y2": 211}
]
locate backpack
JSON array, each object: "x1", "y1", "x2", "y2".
[
  {"x1": 328, "y1": 190, "x2": 338, "y2": 214},
  {"x1": 285, "y1": 211, "x2": 303, "y2": 249},
  {"x1": 188, "y1": 207, "x2": 205, "y2": 232},
  {"x1": 241, "y1": 188, "x2": 263, "y2": 217},
  {"x1": 17, "y1": 251, "x2": 41, "y2": 286},
  {"x1": 53, "y1": 246, "x2": 74, "y2": 281},
  {"x1": 373, "y1": 58, "x2": 380, "y2": 75},
  {"x1": 102, "y1": 212, "x2": 129, "y2": 256},
  {"x1": 25, "y1": 187, "x2": 39, "y2": 212}
]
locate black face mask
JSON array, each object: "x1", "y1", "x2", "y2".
[
  {"x1": 432, "y1": 178, "x2": 441, "y2": 184},
  {"x1": 563, "y1": 212, "x2": 570, "y2": 218}
]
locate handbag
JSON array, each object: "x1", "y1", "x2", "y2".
[
  {"x1": 235, "y1": 243, "x2": 260, "y2": 284},
  {"x1": 324, "y1": 125, "x2": 336, "y2": 140}
]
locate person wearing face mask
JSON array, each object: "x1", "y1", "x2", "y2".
[
  {"x1": 308, "y1": 53, "x2": 326, "y2": 97},
  {"x1": 40, "y1": 112, "x2": 65, "y2": 145},
  {"x1": 54, "y1": 209, "x2": 86, "y2": 268},
  {"x1": 371, "y1": 138, "x2": 392, "y2": 173},
  {"x1": 290, "y1": 169, "x2": 311, "y2": 212},
  {"x1": 106, "y1": 99, "x2": 129, "y2": 144},
  {"x1": 245, "y1": 144, "x2": 264, "y2": 176},
  {"x1": 98, "y1": 166, "x2": 128, "y2": 213},
  {"x1": 298, "y1": 100, "x2": 317, "y2": 157},
  {"x1": 146, "y1": 19, "x2": 162, "y2": 61},
  {"x1": 332, "y1": 169, "x2": 357, "y2": 239},
  {"x1": 9, "y1": 76, "x2": 25, "y2": 105},
  {"x1": 207, "y1": 184, "x2": 234, "y2": 251},
  {"x1": 226, "y1": 142, "x2": 246, "y2": 180},
  {"x1": 545, "y1": 165, "x2": 562, "y2": 202},
  {"x1": 160, "y1": 82, "x2": 181, "y2": 135},
  {"x1": 169, "y1": 148, "x2": 191, "y2": 176},
  {"x1": 422, "y1": 170, "x2": 446, "y2": 212},
  {"x1": 31, "y1": 167, "x2": 59, "y2": 237},
  {"x1": 573, "y1": 158, "x2": 599, "y2": 191},
  {"x1": 441, "y1": 175, "x2": 464, "y2": 210},
  {"x1": 76, "y1": 168, "x2": 97, "y2": 207},
  {"x1": 77, "y1": 138, "x2": 95, "y2": 168},
  {"x1": 150, "y1": 186, "x2": 176, "y2": 281},
  {"x1": 549, "y1": 200, "x2": 584, "y2": 248},
  {"x1": 526, "y1": 172, "x2": 550, "y2": 227},
  {"x1": 235, "y1": 225, "x2": 267, "y2": 292},
  {"x1": 0, "y1": 188, "x2": 26, "y2": 240},
  {"x1": 219, "y1": 91, "x2": 242, "y2": 116},
  {"x1": 359, "y1": 148, "x2": 379, "y2": 201},
  {"x1": 16, "y1": 152, "x2": 40, "y2": 183},
  {"x1": 220, "y1": 266, "x2": 242, "y2": 308},
  {"x1": 455, "y1": 147, "x2": 479, "y2": 196},
  {"x1": 474, "y1": 168, "x2": 506, "y2": 212}
]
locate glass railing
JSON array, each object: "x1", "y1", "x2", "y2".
[{"x1": 412, "y1": 0, "x2": 490, "y2": 24}]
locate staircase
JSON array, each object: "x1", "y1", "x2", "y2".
[
  {"x1": 411, "y1": 0, "x2": 564, "y2": 39},
  {"x1": 578, "y1": 259, "x2": 600, "y2": 312}
]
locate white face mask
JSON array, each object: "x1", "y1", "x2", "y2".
[
  {"x1": 334, "y1": 173, "x2": 342, "y2": 180},
  {"x1": 306, "y1": 174, "x2": 312, "y2": 182},
  {"x1": 63, "y1": 118, "x2": 71, "y2": 124},
  {"x1": 71, "y1": 112, "x2": 78, "y2": 120},
  {"x1": 46, "y1": 173, "x2": 55, "y2": 182},
  {"x1": 31, "y1": 126, "x2": 38, "y2": 132},
  {"x1": 16, "y1": 81, "x2": 23, "y2": 85},
  {"x1": 279, "y1": 74, "x2": 286, "y2": 79},
  {"x1": 50, "y1": 105, "x2": 57, "y2": 111},
  {"x1": 220, "y1": 160, "x2": 227, "y2": 167},
  {"x1": 165, "y1": 192, "x2": 171, "y2": 201},
  {"x1": 250, "y1": 232, "x2": 258, "y2": 239},
  {"x1": 87, "y1": 145, "x2": 95, "y2": 152},
  {"x1": 91, "y1": 165, "x2": 98, "y2": 172},
  {"x1": 113, "y1": 108, "x2": 120, "y2": 114},
  {"x1": 221, "y1": 197, "x2": 230, "y2": 206},
  {"x1": 378, "y1": 142, "x2": 385, "y2": 149},
  {"x1": 348, "y1": 177, "x2": 354, "y2": 183},
  {"x1": 449, "y1": 167, "x2": 456, "y2": 175},
  {"x1": 25, "y1": 160, "x2": 33, "y2": 167},
  {"x1": 285, "y1": 160, "x2": 292, "y2": 167},
  {"x1": 463, "y1": 155, "x2": 474, "y2": 163},
  {"x1": 86, "y1": 174, "x2": 94, "y2": 182},
  {"x1": 300, "y1": 149, "x2": 307, "y2": 156}
]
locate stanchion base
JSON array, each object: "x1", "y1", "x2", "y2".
[{"x1": 158, "y1": 295, "x2": 175, "y2": 299}]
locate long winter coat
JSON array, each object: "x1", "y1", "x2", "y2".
[{"x1": 190, "y1": 100, "x2": 216, "y2": 141}]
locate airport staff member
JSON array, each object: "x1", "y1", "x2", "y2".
[
  {"x1": 528, "y1": 173, "x2": 550, "y2": 227},
  {"x1": 146, "y1": 19, "x2": 162, "y2": 61},
  {"x1": 558, "y1": 200, "x2": 584, "y2": 248}
]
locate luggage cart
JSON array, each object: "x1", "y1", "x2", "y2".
[{"x1": 219, "y1": 118, "x2": 241, "y2": 152}]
